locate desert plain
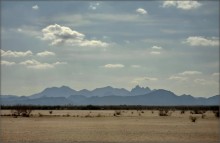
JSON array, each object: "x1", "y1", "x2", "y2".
[{"x1": 1, "y1": 110, "x2": 219, "y2": 143}]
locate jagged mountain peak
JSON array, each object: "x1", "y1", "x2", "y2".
[
  {"x1": 1, "y1": 85, "x2": 219, "y2": 105},
  {"x1": 131, "y1": 85, "x2": 151, "y2": 96}
]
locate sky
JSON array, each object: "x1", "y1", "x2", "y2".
[{"x1": 1, "y1": 1, "x2": 219, "y2": 97}]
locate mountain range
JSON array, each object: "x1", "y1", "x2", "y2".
[{"x1": 1, "y1": 85, "x2": 219, "y2": 106}]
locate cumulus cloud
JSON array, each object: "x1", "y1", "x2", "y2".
[
  {"x1": 162, "y1": 1, "x2": 201, "y2": 10},
  {"x1": 136, "y1": 8, "x2": 147, "y2": 15},
  {"x1": 32, "y1": 5, "x2": 39, "y2": 10},
  {"x1": 185, "y1": 36, "x2": 219, "y2": 46},
  {"x1": 179, "y1": 70, "x2": 202, "y2": 75},
  {"x1": 194, "y1": 78, "x2": 207, "y2": 85},
  {"x1": 79, "y1": 40, "x2": 108, "y2": 47},
  {"x1": 151, "y1": 46, "x2": 162, "y2": 50},
  {"x1": 37, "y1": 51, "x2": 56, "y2": 57},
  {"x1": 1, "y1": 50, "x2": 33, "y2": 57},
  {"x1": 1, "y1": 60, "x2": 16, "y2": 66},
  {"x1": 150, "y1": 46, "x2": 162, "y2": 55},
  {"x1": 169, "y1": 76, "x2": 188, "y2": 81},
  {"x1": 104, "y1": 64, "x2": 124, "y2": 68},
  {"x1": 41, "y1": 24, "x2": 108, "y2": 47},
  {"x1": 20, "y1": 59, "x2": 66, "y2": 69}
]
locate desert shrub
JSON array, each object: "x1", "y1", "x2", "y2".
[
  {"x1": 49, "y1": 110, "x2": 53, "y2": 114},
  {"x1": 201, "y1": 114, "x2": 206, "y2": 119},
  {"x1": 131, "y1": 111, "x2": 134, "y2": 114},
  {"x1": 152, "y1": 111, "x2": 154, "y2": 114},
  {"x1": 189, "y1": 116, "x2": 198, "y2": 122},
  {"x1": 190, "y1": 110, "x2": 203, "y2": 114},
  {"x1": 96, "y1": 113, "x2": 102, "y2": 117},
  {"x1": 139, "y1": 113, "x2": 141, "y2": 116},
  {"x1": 180, "y1": 110, "x2": 185, "y2": 114},
  {"x1": 85, "y1": 114, "x2": 92, "y2": 118},
  {"x1": 158, "y1": 110, "x2": 170, "y2": 116},
  {"x1": 11, "y1": 109, "x2": 32, "y2": 117},
  {"x1": 214, "y1": 111, "x2": 219, "y2": 118},
  {"x1": 38, "y1": 113, "x2": 43, "y2": 117},
  {"x1": 141, "y1": 110, "x2": 144, "y2": 113},
  {"x1": 114, "y1": 110, "x2": 122, "y2": 117}
]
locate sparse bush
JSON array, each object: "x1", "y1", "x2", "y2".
[
  {"x1": 139, "y1": 113, "x2": 141, "y2": 116},
  {"x1": 141, "y1": 111, "x2": 144, "y2": 113},
  {"x1": 201, "y1": 114, "x2": 206, "y2": 119},
  {"x1": 11, "y1": 109, "x2": 32, "y2": 117},
  {"x1": 85, "y1": 114, "x2": 92, "y2": 118},
  {"x1": 180, "y1": 110, "x2": 185, "y2": 114},
  {"x1": 96, "y1": 113, "x2": 102, "y2": 117},
  {"x1": 114, "y1": 110, "x2": 121, "y2": 116},
  {"x1": 189, "y1": 116, "x2": 198, "y2": 122},
  {"x1": 49, "y1": 110, "x2": 53, "y2": 114},
  {"x1": 38, "y1": 113, "x2": 43, "y2": 117},
  {"x1": 190, "y1": 110, "x2": 203, "y2": 114},
  {"x1": 131, "y1": 111, "x2": 134, "y2": 114},
  {"x1": 152, "y1": 111, "x2": 154, "y2": 114},
  {"x1": 158, "y1": 110, "x2": 170, "y2": 116},
  {"x1": 214, "y1": 111, "x2": 219, "y2": 118}
]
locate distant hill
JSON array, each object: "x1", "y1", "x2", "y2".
[{"x1": 1, "y1": 85, "x2": 219, "y2": 105}]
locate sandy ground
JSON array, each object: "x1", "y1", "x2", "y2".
[{"x1": 1, "y1": 110, "x2": 220, "y2": 143}]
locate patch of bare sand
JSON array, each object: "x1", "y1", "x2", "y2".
[{"x1": 1, "y1": 110, "x2": 220, "y2": 143}]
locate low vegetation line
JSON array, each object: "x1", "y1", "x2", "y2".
[{"x1": 1, "y1": 105, "x2": 219, "y2": 111}]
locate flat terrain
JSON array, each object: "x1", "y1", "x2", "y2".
[{"x1": 1, "y1": 110, "x2": 220, "y2": 143}]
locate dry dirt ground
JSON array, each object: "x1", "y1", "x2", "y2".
[{"x1": 1, "y1": 110, "x2": 220, "y2": 143}]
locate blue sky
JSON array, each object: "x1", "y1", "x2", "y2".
[{"x1": 1, "y1": 1, "x2": 219, "y2": 97}]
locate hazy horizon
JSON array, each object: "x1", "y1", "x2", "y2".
[{"x1": 1, "y1": 1, "x2": 219, "y2": 97}]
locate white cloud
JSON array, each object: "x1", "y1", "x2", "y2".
[
  {"x1": 150, "y1": 51, "x2": 161, "y2": 55},
  {"x1": 32, "y1": 5, "x2": 39, "y2": 10},
  {"x1": 162, "y1": 1, "x2": 201, "y2": 10},
  {"x1": 1, "y1": 60, "x2": 16, "y2": 66},
  {"x1": 132, "y1": 76, "x2": 158, "y2": 84},
  {"x1": 42, "y1": 24, "x2": 108, "y2": 47},
  {"x1": 17, "y1": 28, "x2": 22, "y2": 32},
  {"x1": 1, "y1": 50, "x2": 33, "y2": 57},
  {"x1": 53, "y1": 62, "x2": 67, "y2": 65},
  {"x1": 131, "y1": 65, "x2": 141, "y2": 68},
  {"x1": 79, "y1": 40, "x2": 108, "y2": 47},
  {"x1": 179, "y1": 70, "x2": 202, "y2": 75},
  {"x1": 89, "y1": 2, "x2": 100, "y2": 10},
  {"x1": 212, "y1": 72, "x2": 219, "y2": 76},
  {"x1": 151, "y1": 45, "x2": 162, "y2": 50},
  {"x1": 144, "y1": 77, "x2": 158, "y2": 81},
  {"x1": 194, "y1": 78, "x2": 207, "y2": 85},
  {"x1": 37, "y1": 51, "x2": 56, "y2": 57},
  {"x1": 185, "y1": 36, "x2": 219, "y2": 46},
  {"x1": 104, "y1": 64, "x2": 124, "y2": 68},
  {"x1": 169, "y1": 76, "x2": 188, "y2": 81},
  {"x1": 20, "y1": 59, "x2": 66, "y2": 69},
  {"x1": 162, "y1": 1, "x2": 176, "y2": 7},
  {"x1": 136, "y1": 8, "x2": 147, "y2": 15}
]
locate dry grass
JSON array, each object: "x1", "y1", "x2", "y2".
[{"x1": 1, "y1": 110, "x2": 220, "y2": 143}]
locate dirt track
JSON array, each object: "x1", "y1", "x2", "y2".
[{"x1": 1, "y1": 110, "x2": 219, "y2": 143}]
